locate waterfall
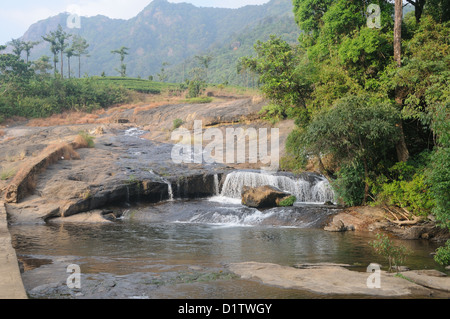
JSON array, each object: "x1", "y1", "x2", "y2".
[
  {"x1": 214, "y1": 174, "x2": 220, "y2": 196},
  {"x1": 220, "y1": 171, "x2": 335, "y2": 204},
  {"x1": 162, "y1": 179, "x2": 174, "y2": 201}
]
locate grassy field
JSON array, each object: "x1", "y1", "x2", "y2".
[{"x1": 92, "y1": 76, "x2": 179, "y2": 94}]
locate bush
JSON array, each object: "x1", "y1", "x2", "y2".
[
  {"x1": 434, "y1": 240, "x2": 450, "y2": 266},
  {"x1": 332, "y1": 162, "x2": 365, "y2": 207},
  {"x1": 370, "y1": 152, "x2": 434, "y2": 216},
  {"x1": 172, "y1": 118, "x2": 184, "y2": 130},
  {"x1": 369, "y1": 233, "x2": 410, "y2": 273},
  {"x1": 74, "y1": 131, "x2": 95, "y2": 148}
]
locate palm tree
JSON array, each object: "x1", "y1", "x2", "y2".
[
  {"x1": 72, "y1": 35, "x2": 89, "y2": 78},
  {"x1": 22, "y1": 41, "x2": 40, "y2": 63},
  {"x1": 111, "y1": 46, "x2": 129, "y2": 77},
  {"x1": 54, "y1": 25, "x2": 72, "y2": 78},
  {"x1": 42, "y1": 33, "x2": 59, "y2": 76},
  {"x1": 65, "y1": 47, "x2": 75, "y2": 78}
]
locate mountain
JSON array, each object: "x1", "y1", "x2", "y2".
[{"x1": 15, "y1": 0, "x2": 299, "y2": 83}]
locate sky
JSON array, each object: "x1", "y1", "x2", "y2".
[{"x1": 0, "y1": 0, "x2": 270, "y2": 45}]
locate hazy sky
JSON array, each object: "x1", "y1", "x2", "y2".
[{"x1": 0, "y1": 0, "x2": 270, "y2": 45}]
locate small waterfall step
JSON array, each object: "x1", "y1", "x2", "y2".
[{"x1": 220, "y1": 171, "x2": 335, "y2": 204}]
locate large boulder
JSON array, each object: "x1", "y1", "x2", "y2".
[{"x1": 241, "y1": 185, "x2": 291, "y2": 208}]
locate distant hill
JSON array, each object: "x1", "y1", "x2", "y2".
[{"x1": 14, "y1": 0, "x2": 299, "y2": 84}]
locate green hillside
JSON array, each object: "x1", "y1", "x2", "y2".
[{"x1": 14, "y1": 0, "x2": 297, "y2": 81}]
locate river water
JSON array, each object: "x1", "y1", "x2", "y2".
[{"x1": 10, "y1": 195, "x2": 444, "y2": 299}]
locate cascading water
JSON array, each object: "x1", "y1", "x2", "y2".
[{"x1": 219, "y1": 171, "x2": 335, "y2": 204}]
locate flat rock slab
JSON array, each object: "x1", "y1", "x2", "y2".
[
  {"x1": 228, "y1": 262, "x2": 445, "y2": 297},
  {"x1": 0, "y1": 202, "x2": 27, "y2": 299}
]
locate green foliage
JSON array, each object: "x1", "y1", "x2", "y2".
[
  {"x1": 332, "y1": 163, "x2": 366, "y2": 207},
  {"x1": 183, "y1": 97, "x2": 213, "y2": 104},
  {"x1": 239, "y1": 36, "x2": 313, "y2": 123},
  {"x1": 187, "y1": 78, "x2": 206, "y2": 98},
  {"x1": 426, "y1": 101, "x2": 450, "y2": 230},
  {"x1": 172, "y1": 118, "x2": 183, "y2": 130},
  {"x1": 369, "y1": 233, "x2": 411, "y2": 273},
  {"x1": 370, "y1": 152, "x2": 435, "y2": 215},
  {"x1": 278, "y1": 196, "x2": 297, "y2": 207},
  {"x1": 77, "y1": 131, "x2": 95, "y2": 148},
  {"x1": 434, "y1": 240, "x2": 450, "y2": 266}
]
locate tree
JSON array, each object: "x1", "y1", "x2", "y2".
[
  {"x1": 9, "y1": 38, "x2": 24, "y2": 59},
  {"x1": 42, "y1": 31, "x2": 59, "y2": 76},
  {"x1": 239, "y1": 36, "x2": 313, "y2": 123},
  {"x1": 32, "y1": 55, "x2": 52, "y2": 75},
  {"x1": 300, "y1": 95, "x2": 401, "y2": 205},
  {"x1": 194, "y1": 54, "x2": 213, "y2": 82},
  {"x1": 72, "y1": 35, "x2": 89, "y2": 78},
  {"x1": 22, "y1": 41, "x2": 40, "y2": 63},
  {"x1": 65, "y1": 47, "x2": 75, "y2": 79},
  {"x1": 111, "y1": 46, "x2": 129, "y2": 77},
  {"x1": 406, "y1": 0, "x2": 427, "y2": 23},
  {"x1": 394, "y1": 0, "x2": 411, "y2": 163},
  {"x1": 54, "y1": 25, "x2": 72, "y2": 78},
  {"x1": 157, "y1": 61, "x2": 169, "y2": 82}
]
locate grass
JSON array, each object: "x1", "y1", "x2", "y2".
[
  {"x1": 0, "y1": 168, "x2": 16, "y2": 181},
  {"x1": 278, "y1": 196, "x2": 297, "y2": 207},
  {"x1": 92, "y1": 77, "x2": 178, "y2": 94},
  {"x1": 182, "y1": 96, "x2": 214, "y2": 104},
  {"x1": 74, "y1": 131, "x2": 95, "y2": 148}
]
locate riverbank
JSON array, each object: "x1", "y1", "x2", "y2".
[{"x1": 0, "y1": 201, "x2": 27, "y2": 299}]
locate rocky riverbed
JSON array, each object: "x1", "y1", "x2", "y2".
[{"x1": 1, "y1": 95, "x2": 449, "y2": 299}]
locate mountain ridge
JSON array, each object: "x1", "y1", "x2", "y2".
[{"x1": 12, "y1": 0, "x2": 298, "y2": 83}]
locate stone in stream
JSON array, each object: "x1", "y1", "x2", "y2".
[{"x1": 241, "y1": 185, "x2": 292, "y2": 209}]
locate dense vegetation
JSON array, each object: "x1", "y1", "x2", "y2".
[{"x1": 242, "y1": 0, "x2": 449, "y2": 264}]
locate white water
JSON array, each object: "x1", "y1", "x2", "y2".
[{"x1": 218, "y1": 171, "x2": 335, "y2": 204}]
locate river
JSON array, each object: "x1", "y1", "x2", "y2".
[{"x1": 9, "y1": 193, "x2": 444, "y2": 299}]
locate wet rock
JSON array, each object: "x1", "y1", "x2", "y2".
[{"x1": 241, "y1": 185, "x2": 291, "y2": 209}]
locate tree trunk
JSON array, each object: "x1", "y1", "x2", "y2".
[
  {"x1": 394, "y1": 0, "x2": 410, "y2": 162},
  {"x1": 362, "y1": 157, "x2": 369, "y2": 205},
  {"x1": 394, "y1": 0, "x2": 402, "y2": 68},
  {"x1": 60, "y1": 51, "x2": 64, "y2": 78},
  {"x1": 68, "y1": 57, "x2": 71, "y2": 79},
  {"x1": 79, "y1": 56, "x2": 81, "y2": 78}
]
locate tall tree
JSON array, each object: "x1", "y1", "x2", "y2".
[
  {"x1": 111, "y1": 46, "x2": 129, "y2": 77},
  {"x1": 72, "y1": 35, "x2": 89, "y2": 78},
  {"x1": 22, "y1": 41, "x2": 40, "y2": 63},
  {"x1": 9, "y1": 38, "x2": 24, "y2": 59},
  {"x1": 42, "y1": 32, "x2": 59, "y2": 76},
  {"x1": 54, "y1": 25, "x2": 72, "y2": 78},
  {"x1": 394, "y1": 0, "x2": 410, "y2": 162},
  {"x1": 406, "y1": 0, "x2": 427, "y2": 23},
  {"x1": 194, "y1": 54, "x2": 213, "y2": 82},
  {"x1": 65, "y1": 47, "x2": 75, "y2": 79}
]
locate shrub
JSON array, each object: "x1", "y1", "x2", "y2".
[
  {"x1": 434, "y1": 240, "x2": 450, "y2": 266},
  {"x1": 369, "y1": 233, "x2": 410, "y2": 273},
  {"x1": 332, "y1": 162, "x2": 365, "y2": 207},
  {"x1": 172, "y1": 119, "x2": 184, "y2": 130},
  {"x1": 74, "y1": 131, "x2": 95, "y2": 148}
]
